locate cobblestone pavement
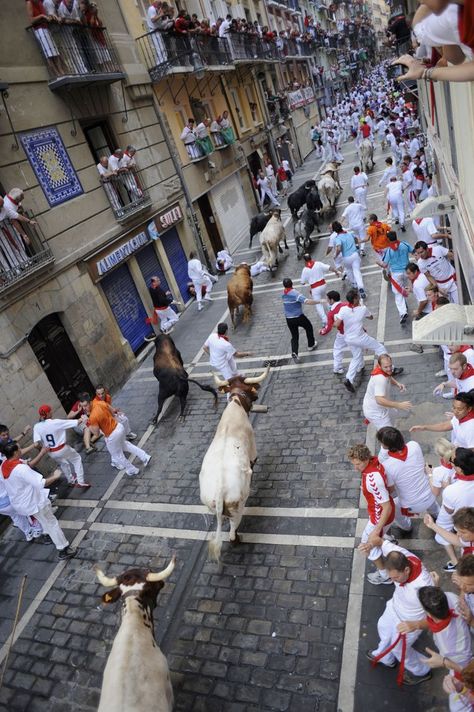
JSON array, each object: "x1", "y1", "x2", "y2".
[{"x1": 0, "y1": 142, "x2": 455, "y2": 712}]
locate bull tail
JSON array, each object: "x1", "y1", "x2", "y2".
[
  {"x1": 186, "y1": 378, "x2": 218, "y2": 406},
  {"x1": 208, "y1": 488, "x2": 224, "y2": 562}
]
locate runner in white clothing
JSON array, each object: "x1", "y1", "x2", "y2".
[
  {"x1": 378, "y1": 157, "x2": 397, "y2": 188},
  {"x1": 385, "y1": 177, "x2": 406, "y2": 230},
  {"x1": 342, "y1": 197, "x2": 367, "y2": 251},
  {"x1": 188, "y1": 251, "x2": 215, "y2": 312},
  {"x1": 412, "y1": 217, "x2": 450, "y2": 246},
  {"x1": 351, "y1": 167, "x2": 369, "y2": 211},
  {"x1": 406, "y1": 264, "x2": 433, "y2": 319},
  {"x1": 433, "y1": 353, "x2": 474, "y2": 398},
  {"x1": 363, "y1": 355, "x2": 411, "y2": 431},
  {"x1": 203, "y1": 323, "x2": 251, "y2": 380},
  {"x1": 414, "y1": 241, "x2": 458, "y2": 303},
  {"x1": 300, "y1": 254, "x2": 338, "y2": 327},
  {"x1": 33, "y1": 405, "x2": 89, "y2": 488}
]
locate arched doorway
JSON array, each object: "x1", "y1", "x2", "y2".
[{"x1": 28, "y1": 313, "x2": 94, "y2": 412}]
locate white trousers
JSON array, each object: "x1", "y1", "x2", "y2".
[
  {"x1": 106, "y1": 423, "x2": 148, "y2": 476},
  {"x1": 361, "y1": 520, "x2": 393, "y2": 561},
  {"x1": 390, "y1": 271, "x2": 408, "y2": 317},
  {"x1": 49, "y1": 444, "x2": 84, "y2": 485},
  {"x1": 333, "y1": 332, "x2": 348, "y2": 372},
  {"x1": 33, "y1": 502, "x2": 69, "y2": 550},
  {"x1": 372, "y1": 600, "x2": 431, "y2": 676},
  {"x1": 349, "y1": 224, "x2": 366, "y2": 242},
  {"x1": 435, "y1": 504, "x2": 455, "y2": 546},
  {"x1": 343, "y1": 252, "x2": 364, "y2": 290},
  {"x1": 193, "y1": 276, "x2": 213, "y2": 305},
  {"x1": 345, "y1": 334, "x2": 385, "y2": 383},
  {"x1": 310, "y1": 285, "x2": 328, "y2": 325},
  {"x1": 0, "y1": 500, "x2": 40, "y2": 540},
  {"x1": 259, "y1": 187, "x2": 279, "y2": 208},
  {"x1": 354, "y1": 186, "x2": 368, "y2": 210},
  {"x1": 389, "y1": 197, "x2": 405, "y2": 227},
  {"x1": 437, "y1": 278, "x2": 459, "y2": 304},
  {"x1": 393, "y1": 495, "x2": 440, "y2": 531},
  {"x1": 364, "y1": 410, "x2": 393, "y2": 432},
  {"x1": 154, "y1": 307, "x2": 179, "y2": 332},
  {"x1": 116, "y1": 412, "x2": 131, "y2": 435}
]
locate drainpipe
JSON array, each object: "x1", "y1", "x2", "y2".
[
  {"x1": 150, "y1": 95, "x2": 213, "y2": 272},
  {"x1": 252, "y1": 69, "x2": 280, "y2": 170}
]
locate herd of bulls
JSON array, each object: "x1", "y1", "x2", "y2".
[{"x1": 92, "y1": 162, "x2": 346, "y2": 710}]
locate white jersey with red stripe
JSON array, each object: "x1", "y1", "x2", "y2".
[
  {"x1": 379, "y1": 441, "x2": 436, "y2": 511},
  {"x1": 381, "y1": 541, "x2": 434, "y2": 621},
  {"x1": 33, "y1": 419, "x2": 78, "y2": 450},
  {"x1": 361, "y1": 460, "x2": 394, "y2": 525},
  {"x1": 300, "y1": 261, "x2": 330, "y2": 288},
  {"x1": 431, "y1": 592, "x2": 472, "y2": 669},
  {"x1": 417, "y1": 245, "x2": 455, "y2": 282}
]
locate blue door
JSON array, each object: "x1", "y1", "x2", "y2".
[
  {"x1": 101, "y1": 264, "x2": 152, "y2": 353},
  {"x1": 136, "y1": 243, "x2": 170, "y2": 291},
  {"x1": 161, "y1": 227, "x2": 190, "y2": 301}
]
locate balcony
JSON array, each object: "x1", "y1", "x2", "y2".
[
  {"x1": 282, "y1": 38, "x2": 315, "y2": 59},
  {"x1": 27, "y1": 23, "x2": 124, "y2": 91},
  {"x1": 100, "y1": 169, "x2": 152, "y2": 223},
  {"x1": 0, "y1": 214, "x2": 54, "y2": 295}
]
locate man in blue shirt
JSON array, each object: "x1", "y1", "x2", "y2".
[
  {"x1": 332, "y1": 221, "x2": 366, "y2": 300},
  {"x1": 281, "y1": 278, "x2": 323, "y2": 363},
  {"x1": 377, "y1": 231, "x2": 414, "y2": 324}
]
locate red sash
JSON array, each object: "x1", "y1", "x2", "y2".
[
  {"x1": 310, "y1": 279, "x2": 326, "y2": 289},
  {"x1": 436, "y1": 273, "x2": 456, "y2": 284},
  {"x1": 389, "y1": 275, "x2": 408, "y2": 298},
  {"x1": 371, "y1": 633, "x2": 407, "y2": 686}
]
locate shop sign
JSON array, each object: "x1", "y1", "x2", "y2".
[
  {"x1": 96, "y1": 231, "x2": 148, "y2": 276},
  {"x1": 148, "y1": 203, "x2": 183, "y2": 240}
]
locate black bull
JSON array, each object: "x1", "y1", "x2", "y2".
[{"x1": 150, "y1": 335, "x2": 217, "y2": 424}]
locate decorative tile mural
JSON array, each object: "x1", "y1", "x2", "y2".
[{"x1": 20, "y1": 127, "x2": 83, "y2": 207}]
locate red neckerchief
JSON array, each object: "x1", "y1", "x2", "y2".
[
  {"x1": 124, "y1": 151, "x2": 133, "y2": 158},
  {"x1": 458, "y1": 410, "x2": 474, "y2": 424},
  {"x1": 399, "y1": 556, "x2": 422, "y2": 586},
  {"x1": 454, "y1": 472, "x2": 474, "y2": 481},
  {"x1": 426, "y1": 248, "x2": 433, "y2": 258},
  {"x1": 218, "y1": 335, "x2": 229, "y2": 341},
  {"x1": 388, "y1": 241, "x2": 400, "y2": 251},
  {"x1": 371, "y1": 366, "x2": 390, "y2": 377},
  {"x1": 6, "y1": 194, "x2": 19, "y2": 206},
  {"x1": 459, "y1": 345, "x2": 472, "y2": 354},
  {"x1": 283, "y1": 288, "x2": 293, "y2": 295},
  {"x1": 414, "y1": 218, "x2": 423, "y2": 225},
  {"x1": 460, "y1": 364, "x2": 474, "y2": 380},
  {"x1": 1, "y1": 458, "x2": 22, "y2": 479},
  {"x1": 305, "y1": 260, "x2": 315, "y2": 269},
  {"x1": 426, "y1": 609, "x2": 458, "y2": 633},
  {"x1": 388, "y1": 445, "x2": 408, "y2": 462}
]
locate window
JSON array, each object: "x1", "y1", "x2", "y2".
[
  {"x1": 230, "y1": 89, "x2": 245, "y2": 130},
  {"x1": 82, "y1": 120, "x2": 117, "y2": 164}
]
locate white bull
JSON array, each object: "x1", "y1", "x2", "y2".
[
  {"x1": 259, "y1": 213, "x2": 287, "y2": 271},
  {"x1": 200, "y1": 367, "x2": 270, "y2": 561},
  {"x1": 359, "y1": 138, "x2": 374, "y2": 173},
  {"x1": 317, "y1": 174, "x2": 340, "y2": 212},
  {"x1": 94, "y1": 558, "x2": 176, "y2": 712}
]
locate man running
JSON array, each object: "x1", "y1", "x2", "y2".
[{"x1": 281, "y1": 277, "x2": 322, "y2": 363}]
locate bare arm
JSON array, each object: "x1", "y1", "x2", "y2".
[
  {"x1": 423, "y1": 513, "x2": 460, "y2": 547},
  {"x1": 410, "y1": 420, "x2": 452, "y2": 433},
  {"x1": 396, "y1": 54, "x2": 474, "y2": 83}
]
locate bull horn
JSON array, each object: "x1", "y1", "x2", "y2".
[
  {"x1": 213, "y1": 373, "x2": 229, "y2": 388},
  {"x1": 93, "y1": 564, "x2": 118, "y2": 587},
  {"x1": 146, "y1": 555, "x2": 176, "y2": 582},
  {"x1": 244, "y1": 364, "x2": 270, "y2": 385}
]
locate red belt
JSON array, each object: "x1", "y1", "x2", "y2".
[
  {"x1": 311, "y1": 279, "x2": 326, "y2": 289},
  {"x1": 371, "y1": 632, "x2": 407, "y2": 686},
  {"x1": 400, "y1": 506, "x2": 418, "y2": 517},
  {"x1": 154, "y1": 306, "x2": 169, "y2": 311},
  {"x1": 436, "y1": 273, "x2": 456, "y2": 284},
  {"x1": 49, "y1": 443, "x2": 65, "y2": 453}
]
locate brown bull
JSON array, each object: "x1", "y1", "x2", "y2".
[{"x1": 227, "y1": 263, "x2": 253, "y2": 329}]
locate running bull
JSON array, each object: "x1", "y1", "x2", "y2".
[
  {"x1": 94, "y1": 557, "x2": 176, "y2": 712},
  {"x1": 200, "y1": 366, "x2": 269, "y2": 561},
  {"x1": 150, "y1": 334, "x2": 217, "y2": 423},
  {"x1": 227, "y1": 263, "x2": 253, "y2": 329}
]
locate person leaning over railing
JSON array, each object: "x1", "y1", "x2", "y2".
[{"x1": 26, "y1": 0, "x2": 66, "y2": 75}]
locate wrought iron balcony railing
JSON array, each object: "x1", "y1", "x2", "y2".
[
  {"x1": 27, "y1": 23, "x2": 124, "y2": 90},
  {"x1": 99, "y1": 168, "x2": 151, "y2": 223},
  {"x1": 0, "y1": 213, "x2": 54, "y2": 294}
]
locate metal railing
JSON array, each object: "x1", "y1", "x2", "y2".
[
  {"x1": 0, "y1": 213, "x2": 54, "y2": 293},
  {"x1": 99, "y1": 168, "x2": 151, "y2": 222},
  {"x1": 27, "y1": 23, "x2": 124, "y2": 88}
]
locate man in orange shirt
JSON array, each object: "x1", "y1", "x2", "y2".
[
  {"x1": 93, "y1": 384, "x2": 137, "y2": 443},
  {"x1": 79, "y1": 394, "x2": 150, "y2": 477},
  {"x1": 360, "y1": 214, "x2": 391, "y2": 257}
]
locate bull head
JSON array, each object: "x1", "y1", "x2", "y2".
[
  {"x1": 213, "y1": 364, "x2": 270, "y2": 390},
  {"x1": 94, "y1": 556, "x2": 176, "y2": 588}
]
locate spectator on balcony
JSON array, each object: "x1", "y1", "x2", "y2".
[
  {"x1": 180, "y1": 118, "x2": 202, "y2": 160},
  {"x1": 58, "y1": 0, "x2": 89, "y2": 74},
  {"x1": 210, "y1": 118, "x2": 225, "y2": 148},
  {"x1": 119, "y1": 146, "x2": 143, "y2": 201},
  {"x1": 26, "y1": 0, "x2": 65, "y2": 76},
  {"x1": 107, "y1": 148, "x2": 124, "y2": 173},
  {"x1": 0, "y1": 190, "x2": 38, "y2": 275},
  {"x1": 97, "y1": 156, "x2": 122, "y2": 215},
  {"x1": 195, "y1": 119, "x2": 214, "y2": 155},
  {"x1": 80, "y1": 1, "x2": 112, "y2": 70},
  {"x1": 218, "y1": 14, "x2": 232, "y2": 38}
]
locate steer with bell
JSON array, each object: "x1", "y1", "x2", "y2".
[
  {"x1": 94, "y1": 557, "x2": 176, "y2": 712},
  {"x1": 200, "y1": 366, "x2": 270, "y2": 561}
]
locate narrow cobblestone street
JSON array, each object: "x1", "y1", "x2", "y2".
[{"x1": 0, "y1": 142, "x2": 454, "y2": 712}]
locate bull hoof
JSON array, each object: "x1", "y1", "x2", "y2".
[{"x1": 230, "y1": 533, "x2": 241, "y2": 546}]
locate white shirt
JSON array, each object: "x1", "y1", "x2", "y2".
[
  {"x1": 411, "y1": 272, "x2": 432, "y2": 313},
  {"x1": 107, "y1": 154, "x2": 121, "y2": 172},
  {"x1": 300, "y1": 261, "x2": 330, "y2": 288},
  {"x1": 378, "y1": 165, "x2": 397, "y2": 187},
  {"x1": 1, "y1": 460, "x2": 49, "y2": 516},
  {"x1": 430, "y1": 592, "x2": 472, "y2": 670},
  {"x1": 452, "y1": 416, "x2": 474, "y2": 448},
  {"x1": 442, "y1": 478, "x2": 474, "y2": 513},
  {"x1": 58, "y1": 0, "x2": 80, "y2": 21},
  {"x1": 188, "y1": 258, "x2": 206, "y2": 282},
  {"x1": 33, "y1": 418, "x2": 77, "y2": 450},
  {"x1": 362, "y1": 373, "x2": 391, "y2": 423},
  {"x1": 204, "y1": 333, "x2": 237, "y2": 374},
  {"x1": 412, "y1": 217, "x2": 438, "y2": 245},
  {"x1": 120, "y1": 152, "x2": 136, "y2": 169},
  {"x1": 382, "y1": 541, "x2": 434, "y2": 621},
  {"x1": 342, "y1": 202, "x2": 365, "y2": 229},
  {"x1": 386, "y1": 180, "x2": 403, "y2": 202},
  {"x1": 0, "y1": 194, "x2": 21, "y2": 221},
  {"x1": 379, "y1": 441, "x2": 435, "y2": 510},
  {"x1": 409, "y1": 137, "x2": 420, "y2": 158},
  {"x1": 337, "y1": 305, "x2": 371, "y2": 341},
  {"x1": 147, "y1": 3, "x2": 160, "y2": 32},
  {"x1": 97, "y1": 162, "x2": 110, "y2": 177},
  {"x1": 454, "y1": 371, "x2": 474, "y2": 394},
  {"x1": 218, "y1": 18, "x2": 231, "y2": 37},
  {"x1": 386, "y1": 133, "x2": 397, "y2": 150},
  {"x1": 180, "y1": 126, "x2": 196, "y2": 144},
  {"x1": 351, "y1": 173, "x2": 368, "y2": 191},
  {"x1": 417, "y1": 244, "x2": 454, "y2": 282}
]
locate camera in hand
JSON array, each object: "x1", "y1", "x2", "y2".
[{"x1": 387, "y1": 64, "x2": 405, "y2": 80}]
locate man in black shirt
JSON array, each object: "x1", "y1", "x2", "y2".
[{"x1": 147, "y1": 276, "x2": 179, "y2": 337}]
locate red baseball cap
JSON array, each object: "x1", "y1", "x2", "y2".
[{"x1": 38, "y1": 404, "x2": 52, "y2": 416}]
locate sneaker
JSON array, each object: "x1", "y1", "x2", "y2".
[
  {"x1": 367, "y1": 570, "x2": 393, "y2": 585},
  {"x1": 402, "y1": 670, "x2": 431, "y2": 686},
  {"x1": 127, "y1": 432, "x2": 138, "y2": 441},
  {"x1": 110, "y1": 462, "x2": 121, "y2": 470},
  {"x1": 359, "y1": 289, "x2": 367, "y2": 299},
  {"x1": 333, "y1": 369, "x2": 344, "y2": 376},
  {"x1": 204, "y1": 295, "x2": 213, "y2": 302},
  {"x1": 143, "y1": 455, "x2": 152, "y2": 467},
  {"x1": 400, "y1": 313, "x2": 408, "y2": 324},
  {"x1": 198, "y1": 303, "x2": 203, "y2": 312},
  {"x1": 292, "y1": 352, "x2": 301, "y2": 363},
  {"x1": 360, "y1": 250, "x2": 366, "y2": 257},
  {"x1": 126, "y1": 468, "x2": 140, "y2": 477},
  {"x1": 443, "y1": 561, "x2": 457, "y2": 573},
  {"x1": 392, "y1": 367, "x2": 404, "y2": 376},
  {"x1": 435, "y1": 369, "x2": 446, "y2": 377},
  {"x1": 74, "y1": 482, "x2": 91, "y2": 490},
  {"x1": 344, "y1": 379, "x2": 355, "y2": 393},
  {"x1": 308, "y1": 344, "x2": 317, "y2": 352},
  {"x1": 58, "y1": 546, "x2": 77, "y2": 561},
  {"x1": 37, "y1": 535, "x2": 54, "y2": 545},
  {"x1": 401, "y1": 226, "x2": 406, "y2": 232},
  {"x1": 26, "y1": 531, "x2": 34, "y2": 542},
  {"x1": 381, "y1": 269, "x2": 390, "y2": 282},
  {"x1": 144, "y1": 335, "x2": 157, "y2": 342},
  {"x1": 341, "y1": 272, "x2": 347, "y2": 281},
  {"x1": 366, "y1": 650, "x2": 397, "y2": 668}
]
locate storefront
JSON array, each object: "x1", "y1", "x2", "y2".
[
  {"x1": 87, "y1": 202, "x2": 190, "y2": 354},
  {"x1": 210, "y1": 172, "x2": 251, "y2": 254}
]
